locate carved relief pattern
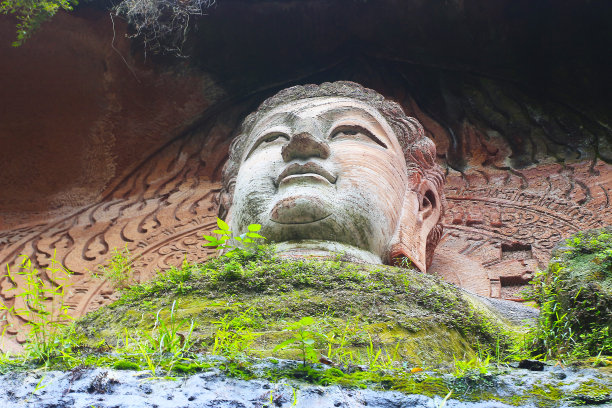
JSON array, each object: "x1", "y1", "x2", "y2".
[
  {"x1": 1, "y1": 93, "x2": 611, "y2": 345},
  {"x1": 0, "y1": 123, "x2": 230, "y2": 346},
  {"x1": 398, "y1": 86, "x2": 612, "y2": 299},
  {"x1": 432, "y1": 160, "x2": 612, "y2": 298}
]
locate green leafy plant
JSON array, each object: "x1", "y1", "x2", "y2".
[
  {"x1": 448, "y1": 354, "x2": 495, "y2": 397},
  {"x1": 438, "y1": 391, "x2": 453, "y2": 408},
  {"x1": 153, "y1": 300, "x2": 194, "y2": 356},
  {"x1": 203, "y1": 218, "x2": 266, "y2": 258},
  {"x1": 527, "y1": 229, "x2": 612, "y2": 359},
  {"x1": 96, "y1": 245, "x2": 134, "y2": 289},
  {"x1": 33, "y1": 375, "x2": 49, "y2": 392},
  {"x1": 319, "y1": 318, "x2": 359, "y2": 366},
  {"x1": 0, "y1": 252, "x2": 75, "y2": 364},
  {"x1": 453, "y1": 354, "x2": 490, "y2": 379},
  {"x1": 274, "y1": 317, "x2": 319, "y2": 366},
  {"x1": 318, "y1": 319, "x2": 406, "y2": 371},
  {"x1": 1, "y1": 0, "x2": 76, "y2": 46},
  {"x1": 362, "y1": 334, "x2": 401, "y2": 371},
  {"x1": 122, "y1": 300, "x2": 194, "y2": 375},
  {"x1": 212, "y1": 308, "x2": 262, "y2": 361}
]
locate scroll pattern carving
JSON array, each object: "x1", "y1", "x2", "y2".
[
  {"x1": 0, "y1": 125, "x2": 230, "y2": 347},
  {"x1": 0, "y1": 96, "x2": 610, "y2": 346},
  {"x1": 430, "y1": 160, "x2": 612, "y2": 298}
]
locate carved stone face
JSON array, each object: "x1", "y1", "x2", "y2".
[{"x1": 228, "y1": 96, "x2": 433, "y2": 265}]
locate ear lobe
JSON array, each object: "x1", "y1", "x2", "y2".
[
  {"x1": 388, "y1": 189, "x2": 426, "y2": 272},
  {"x1": 218, "y1": 190, "x2": 231, "y2": 220},
  {"x1": 388, "y1": 180, "x2": 441, "y2": 272}
]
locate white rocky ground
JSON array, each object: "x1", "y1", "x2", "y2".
[
  {"x1": 0, "y1": 366, "x2": 500, "y2": 408},
  {"x1": 1, "y1": 362, "x2": 609, "y2": 408}
]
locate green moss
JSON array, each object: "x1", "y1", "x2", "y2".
[
  {"x1": 528, "y1": 228, "x2": 612, "y2": 359},
  {"x1": 528, "y1": 383, "x2": 564, "y2": 402},
  {"x1": 570, "y1": 380, "x2": 612, "y2": 405},
  {"x1": 171, "y1": 363, "x2": 200, "y2": 374},
  {"x1": 391, "y1": 374, "x2": 449, "y2": 397},
  {"x1": 3, "y1": 246, "x2": 585, "y2": 406},
  {"x1": 75, "y1": 248, "x2": 517, "y2": 366},
  {"x1": 37, "y1": 246, "x2": 609, "y2": 407},
  {"x1": 219, "y1": 361, "x2": 255, "y2": 380},
  {"x1": 112, "y1": 360, "x2": 140, "y2": 370},
  {"x1": 508, "y1": 394, "x2": 530, "y2": 406}
]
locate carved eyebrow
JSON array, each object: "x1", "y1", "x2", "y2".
[
  {"x1": 320, "y1": 106, "x2": 391, "y2": 143},
  {"x1": 244, "y1": 131, "x2": 290, "y2": 160},
  {"x1": 244, "y1": 112, "x2": 300, "y2": 160},
  {"x1": 329, "y1": 125, "x2": 388, "y2": 149},
  {"x1": 252, "y1": 112, "x2": 300, "y2": 133}
]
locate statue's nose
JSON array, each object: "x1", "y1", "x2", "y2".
[{"x1": 281, "y1": 132, "x2": 331, "y2": 162}]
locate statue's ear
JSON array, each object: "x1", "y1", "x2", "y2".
[
  {"x1": 389, "y1": 180, "x2": 441, "y2": 272},
  {"x1": 218, "y1": 189, "x2": 231, "y2": 220},
  {"x1": 417, "y1": 180, "x2": 441, "y2": 235}
]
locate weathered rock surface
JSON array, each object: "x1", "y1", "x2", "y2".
[
  {"x1": 1, "y1": 0, "x2": 611, "y2": 337},
  {"x1": 74, "y1": 256, "x2": 524, "y2": 367},
  {"x1": 1, "y1": 362, "x2": 609, "y2": 408},
  {"x1": 0, "y1": 367, "x2": 473, "y2": 408}
]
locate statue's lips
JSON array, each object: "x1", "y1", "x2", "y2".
[{"x1": 276, "y1": 162, "x2": 337, "y2": 187}]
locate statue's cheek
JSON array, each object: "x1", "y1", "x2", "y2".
[{"x1": 334, "y1": 152, "x2": 407, "y2": 195}]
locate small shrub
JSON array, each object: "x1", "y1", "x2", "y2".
[
  {"x1": 0, "y1": 252, "x2": 76, "y2": 364},
  {"x1": 203, "y1": 218, "x2": 266, "y2": 258},
  {"x1": 1, "y1": 0, "x2": 76, "y2": 46},
  {"x1": 96, "y1": 245, "x2": 134, "y2": 290},
  {"x1": 528, "y1": 228, "x2": 612, "y2": 359},
  {"x1": 274, "y1": 317, "x2": 319, "y2": 366}
]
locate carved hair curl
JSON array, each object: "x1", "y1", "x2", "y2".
[{"x1": 220, "y1": 81, "x2": 445, "y2": 267}]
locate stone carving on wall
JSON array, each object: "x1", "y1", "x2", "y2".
[
  {"x1": 0, "y1": 122, "x2": 230, "y2": 350},
  {"x1": 220, "y1": 82, "x2": 445, "y2": 270},
  {"x1": 1, "y1": 80, "x2": 610, "y2": 350},
  {"x1": 432, "y1": 160, "x2": 611, "y2": 298}
]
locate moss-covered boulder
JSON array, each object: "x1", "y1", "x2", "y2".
[
  {"x1": 77, "y1": 247, "x2": 527, "y2": 366},
  {"x1": 530, "y1": 227, "x2": 612, "y2": 358}
]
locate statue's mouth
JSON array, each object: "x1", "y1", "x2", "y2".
[{"x1": 275, "y1": 162, "x2": 337, "y2": 187}]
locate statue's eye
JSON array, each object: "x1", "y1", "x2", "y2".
[
  {"x1": 330, "y1": 126, "x2": 387, "y2": 149},
  {"x1": 263, "y1": 133, "x2": 287, "y2": 143},
  {"x1": 334, "y1": 130, "x2": 358, "y2": 137},
  {"x1": 245, "y1": 132, "x2": 290, "y2": 159}
]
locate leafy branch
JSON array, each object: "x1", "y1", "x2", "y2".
[
  {"x1": 1, "y1": 0, "x2": 76, "y2": 46},
  {"x1": 203, "y1": 218, "x2": 265, "y2": 258},
  {"x1": 274, "y1": 317, "x2": 319, "y2": 366}
]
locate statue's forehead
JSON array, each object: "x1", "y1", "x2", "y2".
[
  {"x1": 254, "y1": 97, "x2": 390, "y2": 126},
  {"x1": 247, "y1": 96, "x2": 404, "y2": 155}
]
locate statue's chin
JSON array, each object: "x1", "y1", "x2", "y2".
[{"x1": 269, "y1": 196, "x2": 332, "y2": 224}]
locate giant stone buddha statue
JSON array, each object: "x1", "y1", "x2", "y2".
[{"x1": 219, "y1": 81, "x2": 445, "y2": 271}]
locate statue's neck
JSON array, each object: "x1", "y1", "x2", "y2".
[{"x1": 272, "y1": 240, "x2": 383, "y2": 264}]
